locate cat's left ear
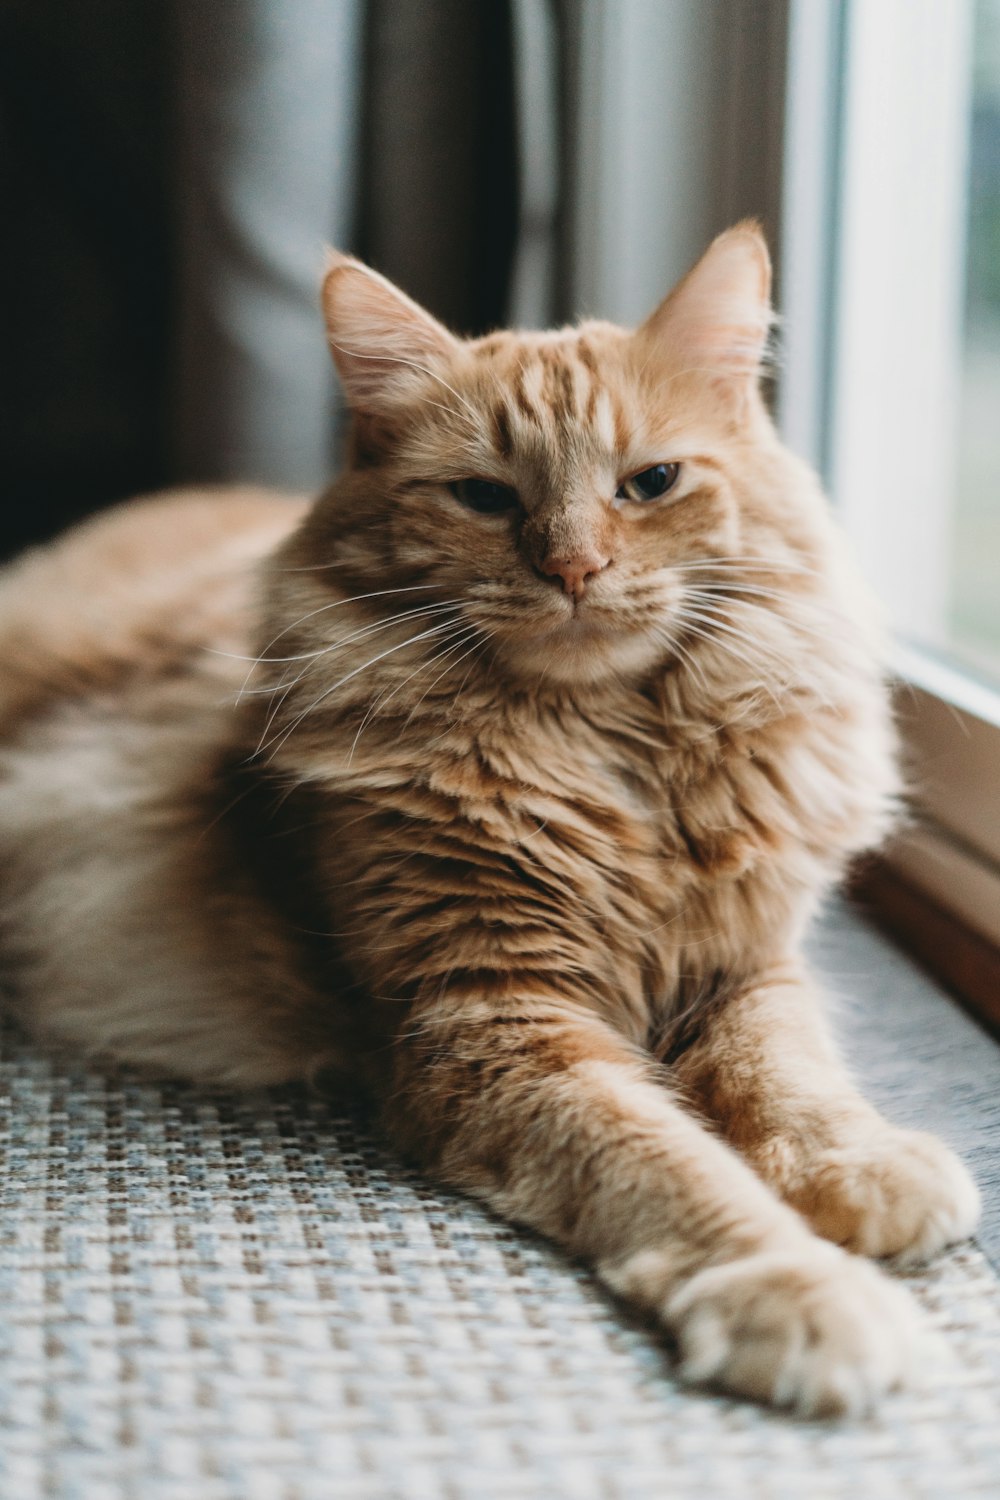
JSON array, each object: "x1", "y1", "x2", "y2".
[
  {"x1": 321, "y1": 251, "x2": 460, "y2": 415},
  {"x1": 634, "y1": 222, "x2": 773, "y2": 394}
]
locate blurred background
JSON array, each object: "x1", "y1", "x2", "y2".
[
  {"x1": 0, "y1": 0, "x2": 781, "y2": 546},
  {"x1": 1, "y1": 0, "x2": 998, "y2": 687}
]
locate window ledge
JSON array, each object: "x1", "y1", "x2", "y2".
[{"x1": 815, "y1": 895, "x2": 1000, "y2": 1272}]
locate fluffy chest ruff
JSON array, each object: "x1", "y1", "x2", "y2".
[{"x1": 258, "y1": 668, "x2": 892, "y2": 1053}]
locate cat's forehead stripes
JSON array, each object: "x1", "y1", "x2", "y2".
[
  {"x1": 471, "y1": 330, "x2": 633, "y2": 462},
  {"x1": 491, "y1": 400, "x2": 514, "y2": 460}
]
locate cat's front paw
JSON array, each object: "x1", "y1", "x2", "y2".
[
  {"x1": 786, "y1": 1128, "x2": 980, "y2": 1265},
  {"x1": 666, "y1": 1242, "x2": 922, "y2": 1417}
]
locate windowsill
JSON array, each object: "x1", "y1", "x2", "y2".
[
  {"x1": 892, "y1": 639, "x2": 1000, "y2": 731},
  {"x1": 813, "y1": 895, "x2": 1000, "y2": 1273},
  {"x1": 884, "y1": 644, "x2": 1000, "y2": 1001}
]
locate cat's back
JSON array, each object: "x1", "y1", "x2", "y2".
[
  {"x1": 0, "y1": 488, "x2": 328, "y2": 1085},
  {"x1": 0, "y1": 484, "x2": 309, "y2": 895},
  {"x1": 0, "y1": 487, "x2": 307, "y2": 731}
]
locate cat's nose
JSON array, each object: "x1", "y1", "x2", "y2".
[{"x1": 539, "y1": 551, "x2": 611, "y2": 600}]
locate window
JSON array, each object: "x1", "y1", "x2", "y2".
[
  {"x1": 953, "y1": 1, "x2": 1000, "y2": 680},
  {"x1": 566, "y1": 0, "x2": 1000, "y2": 1015},
  {"x1": 814, "y1": 0, "x2": 1000, "y2": 1005}
]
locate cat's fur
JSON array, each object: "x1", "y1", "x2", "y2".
[{"x1": 0, "y1": 225, "x2": 979, "y2": 1415}]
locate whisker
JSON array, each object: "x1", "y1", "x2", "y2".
[
  {"x1": 449, "y1": 634, "x2": 493, "y2": 711},
  {"x1": 326, "y1": 340, "x2": 482, "y2": 427},
  {"x1": 676, "y1": 601, "x2": 803, "y2": 665},
  {"x1": 259, "y1": 617, "x2": 466, "y2": 762},
  {"x1": 400, "y1": 629, "x2": 491, "y2": 733},
  {"x1": 261, "y1": 599, "x2": 464, "y2": 670},
  {"x1": 252, "y1": 582, "x2": 444, "y2": 663},
  {"x1": 652, "y1": 627, "x2": 713, "y2": 700},
  {"x1": 234, "y1": 603, "x2": 467, "y2": 711},
  {"x1": 277, "y1": 604, "x2": 452, "y2": 686},
  {"x1": 666, "y1": 556, "x2": 822, "y2": 578},
  {"x1": 681, "y1": 581, "x2": 823, "y2": 607},
  {"x1": 671, "y1": 616, "x2": 788, "y2": 710},
  {"x1": 420, "y1": 632, "x2": 496, "y2": 750},
  {"x1": 680, "y1": 590, "x2": 838, "y2": 644},
  {"x1": 232, "y1": 595, "x2": 462, "y2": 707},
  {"x1": 347, "y1": 625, "x2": 484, "y2": 763},
  {"x1": 676, "y1": 612, "x2": 835, "y2": 711},
  {"x1": 242, "y1": 603, "x2": 465, "y2": 745},
  {"x1": 229, "y1": 582, "x2": 446, "y2": 705}
]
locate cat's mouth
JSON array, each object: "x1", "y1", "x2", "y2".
[
  {"x1": 504, "y1": 605, "x2": 662, "y2": 686},
  {"x1": 530, "y1": 608, "x2": 612, "y2": 642},
  {"x1": 467, "y1": 584, "x2": 661, "y2": 682}
]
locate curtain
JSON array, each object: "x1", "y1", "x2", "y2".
[
  {"x1": 1, "y1": 0, "x2": 558, "y2": 552},
  {"x1": 0, "y1": 0, "x2": 173, "y2": 556},
  {"x1": 172, "y1": 0, "x2": 364, "y2": 493}
]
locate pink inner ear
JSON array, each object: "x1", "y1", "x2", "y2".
[
  {"x1": 682, "y1": 307, "x2": 772, "y2": 376},
  {"x1": 637, "y1": 225, "x2": 773, "y2": 380},
  {"x1": 321, "y1": 259, "x2": 459, "y2": 415}
]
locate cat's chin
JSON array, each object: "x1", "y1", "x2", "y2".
[{"x1": 500, "y1": 615, "x2": 663, "y2": 687}]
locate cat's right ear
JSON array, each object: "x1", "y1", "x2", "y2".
[
  {"x1": 321, "y1": 252, "x2": 460, "y2": 415},
  {"x1": 633, "y1": 223, "x2": 773, "y2": 400}
]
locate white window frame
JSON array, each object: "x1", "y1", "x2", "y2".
[
  {"x1": 820, "y1": 0, "x2": 1000, "y2": 951},
  {"x1": 566, "y1": 0, "x2": 1000, "y2": 956},
  {"x1": 825, "y1": 0, "x2": 972, "y2": 643}
]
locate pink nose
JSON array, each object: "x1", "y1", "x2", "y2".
[{"x1": 539, "y1": 552, "x2": 610, "y2": 600}]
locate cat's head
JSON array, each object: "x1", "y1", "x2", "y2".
[{"x1": 285, "y1": 224, "x2": 828, "y2": 690}]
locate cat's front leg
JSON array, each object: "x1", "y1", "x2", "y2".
[
  {"x1": 672, "y1": 961, "x2": 980, "y2": 1263},
  {"x1": 385, "y1": 995, "x2": 920, "y2": 1415}
]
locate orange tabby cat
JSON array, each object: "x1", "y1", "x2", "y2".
[{"x1": 0, "y1": 224, "x2": 979, "y2": 1415}]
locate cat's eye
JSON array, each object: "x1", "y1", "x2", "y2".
[
  {"x1": 450, "y1": 478, "x2": 519, "y2": 514},
  {"x1": 615, "y1": 463, "x2": 681, "y2": 504}
]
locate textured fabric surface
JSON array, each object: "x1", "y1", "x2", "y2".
[
  {"x1": 812, "y1": 903, "x2": 1000, "y2": 1271},
  {"x1": 1, "y1": 904, "x2": 1000, "y2": 1500}
]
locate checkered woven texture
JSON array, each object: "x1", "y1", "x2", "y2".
[
  {"x1": 2, "y1": 997, "x2": 1000, "y2": 1500},
  {"x1": 3, "y1": 902, "x2": 1000, "y2": 1499}
]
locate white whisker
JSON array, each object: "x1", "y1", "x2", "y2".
[
  {"x1": 676, "y1": 601, "x2": 801, "y2": 667},
  {"x1": 672, "y1": 616, "x2": 788, "y2": 710},
  {"x1": 666, "y1": 555, "x2": 822, "y2": 579},
  {"x1": 242, "y1": 604, "x2": 465, "y2": 747},
  {"x1": 327, "y1": 340, "x2": 482, "y2": 427},
  {"x1": 653, "y1": 628, "x2": 713, "y2": 700},
  {"x1": 263, "y1": 599, "x2": 464, "y2": 669},
  {"x1": 253, "y1": 582, "x2": 443, "y2": 661},
  {"x1": 231, "y1": 589, "x2": 458, "y2": 705},
  {"x1": 260, "y1": 617, "x2": 466, "y2": 761},
  {"x1": 680, "y1": 589, "x2": 837, "y2": 645},
  {"x1": 347, "y1": 625, "x2": 484, "y2": 763},
  {"x1": 400, "y1": 629, "x2": 491, "y2": 733}
]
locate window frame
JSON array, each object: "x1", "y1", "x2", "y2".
[
  {"x1": 821, "y1": 0, "x2": 1000, "y2": 976},
  {"x1": 565, "y1": 0, "x2": 1000, "y2": 1009}
]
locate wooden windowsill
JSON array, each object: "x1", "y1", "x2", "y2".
[{"x1": 850, "y1": 858, "x2": 1000, "y2": 1044}]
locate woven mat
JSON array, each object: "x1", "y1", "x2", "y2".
[{"x1": 2, "y1": 906, "x2": 1000, "y2": 1500}]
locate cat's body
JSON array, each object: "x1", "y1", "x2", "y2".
[{"x1": 0, "y1": 227, "x2": 979, "y2": 1415}]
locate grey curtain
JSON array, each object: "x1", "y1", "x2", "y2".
[
  {"x1": 0, "y1": 0, "x2": 173, "y2": 556},
  {"x1": 362, "y1": 0, "x2": 519, "y2": 337},
  {"x1": 172, "y1": 0, "x2": 527, "y2": 496},
  {"x1": 172, "y1": 0, "x2": 364, "y2": 493},
  {"x1": 1, "y1": 0, "x2": 557, "y2": 549}
]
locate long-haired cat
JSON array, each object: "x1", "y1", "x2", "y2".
[{"x1": 0, "y1": 224, "x2": 979, "y2": 1415}]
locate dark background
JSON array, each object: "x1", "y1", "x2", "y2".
[{"x1": 0, "y1": 0, "x2": 523, "y2": 560}]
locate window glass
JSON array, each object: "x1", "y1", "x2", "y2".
[{"x1": 951, "y1": 0, "x2": 1000, "y2": 679}]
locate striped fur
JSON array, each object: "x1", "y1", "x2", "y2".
[{"x1": 0, "y1": 225, "x2": 978, "y2": 1415}]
